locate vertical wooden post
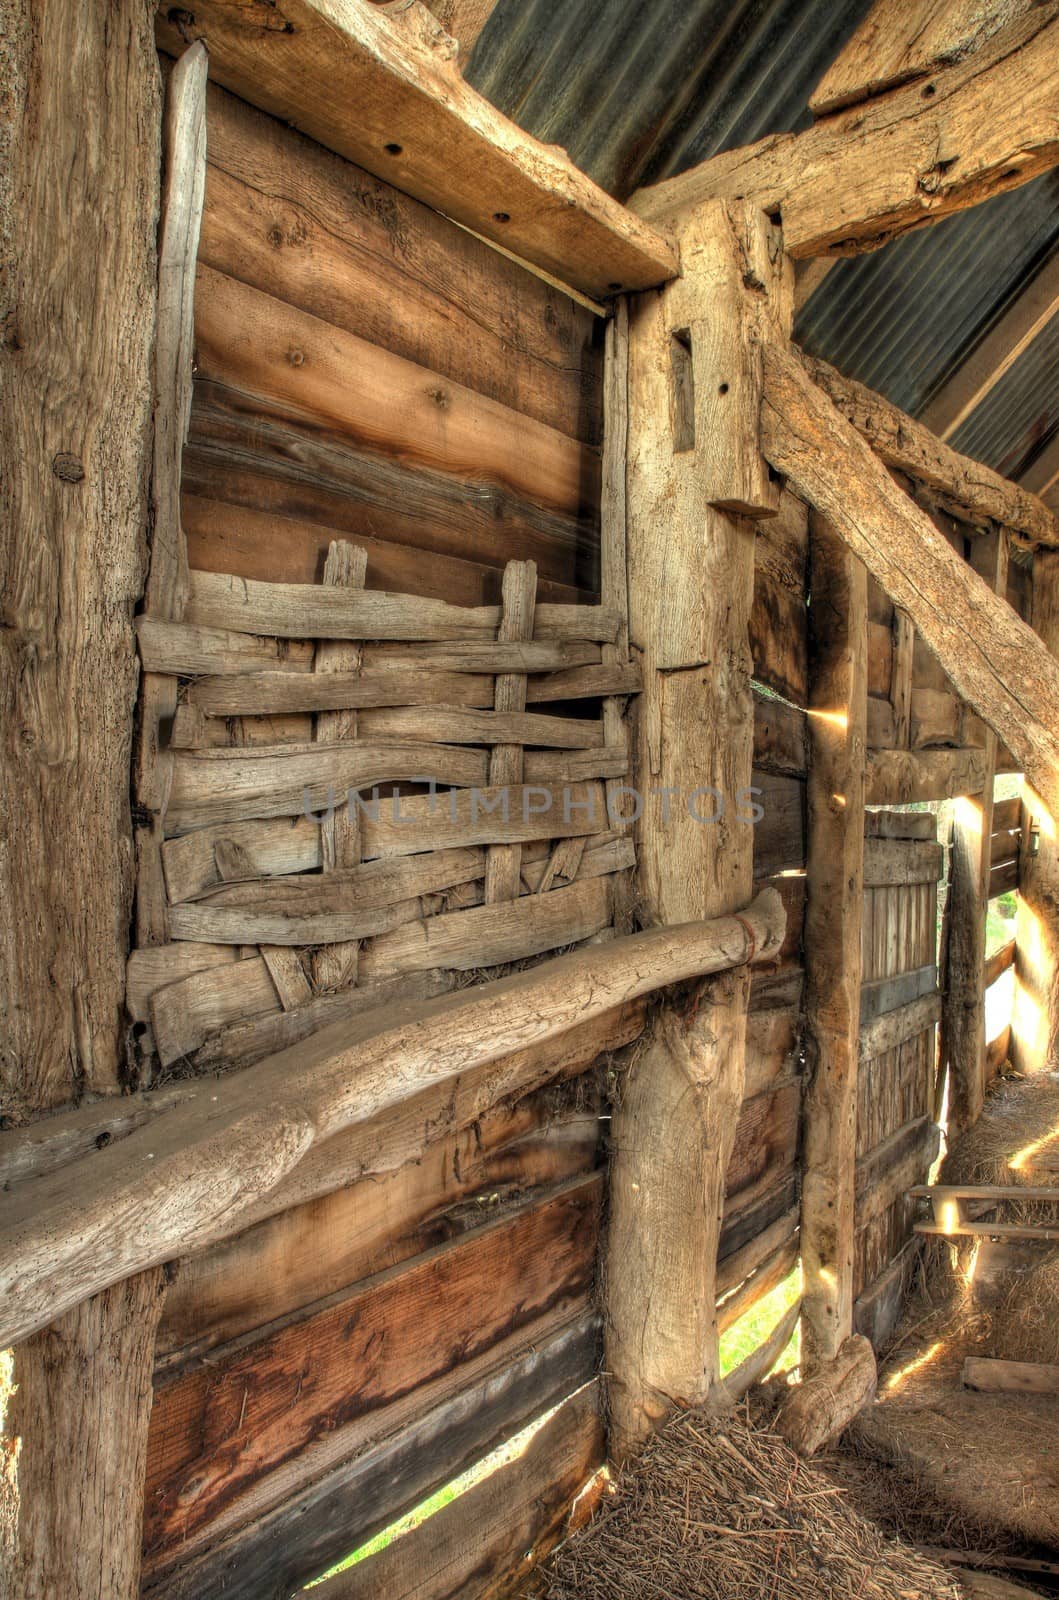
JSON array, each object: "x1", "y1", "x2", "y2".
[
  {"x1": 0, "y1": 0, "x2": 161, "y2": 1116},
  {"x1": 944, "y1": 529, "x2": 1007, "y2": 1134},
  {"x1": 604, "y1": 200, "x2": 792, "y2": 1456},
  {"x1": 484, "y1": 560, "x2": 538, "y2": 903},
  {"x1": 1013, "y1": 548, "x2": 1059, "y2": 1076},
  {"x1": 801, "y1": 513, "x2": 868, "y2": 1369},
  {"x1": 1, "y1": 1270, "x2": 167, "y2": 1600}
]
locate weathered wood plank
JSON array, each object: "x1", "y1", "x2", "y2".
[
  {"x1": 312, "y1": 1384, "x2": 603, "y2": 1600},
  {"x1": 184, "y1": 568, "x2": 618, "y2": 644},
  {"x1": 863, "y1": 837, "x2": 943, "y2": 886},
  {"x1": 0, "y1": 892, "x2": 785, "y2": 1348},
  {"x1": 633, "y1": 8, "x2": 1059, "y2": 265},
  {"x1": 142, "y1": 1176, "x2": 601, "y2": 1564},
  {"x1": 198, "y1": 80, "x2": 603, "y2": 442},
  {"x1": 143, "y1": 1313, "x2": 598, "y2": 1600},
  {"x1": 866, "y1": 746, "x2": 987, "y2": 803},
  {"x1": 811, "y1": 0, "x2": 1041, "y2": 115},
  {"x1": 860, "y1": 993, "x2": 941, "y2": 1060},
  {"x1": 963, "y1": 1356, "x2": 1059, "y2": 1395},
  {"x1": 155, "y1": 0, "x2": 679, "y2": 299},
  {"x1": 194, "y1": 265, "x2": 597, "y2": 520}
]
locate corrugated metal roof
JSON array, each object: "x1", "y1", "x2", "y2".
[{"x1": 466, "y1": 0, "x2": 1059, "y2": 489}]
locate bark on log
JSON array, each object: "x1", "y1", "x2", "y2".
[
  {"x1": 0, "y1": 892, "x2": 785, "y2": 1350},
  {"x1": 0, "y1": 0, "x2": 160, "y2": 1115},
  {"x1": 801, "y1": 516, "x2": 867, "y2": 1367},
  {"x1": 1, "y1": 1269, "x2": 168, "y2": 1600},
  {"x1": 761, "y1": 342, "x2": 1059, "y2": 802},
  {"x1": 773, "y1": 1333, "x2": 878, "y2": 1457},
  {"x1": 605, "y1": 200, "x2": 792, "y2": 1457}
]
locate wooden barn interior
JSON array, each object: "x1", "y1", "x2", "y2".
[{"x1": 4, "y1": 0, "x2": 1059, "y2": 1595}]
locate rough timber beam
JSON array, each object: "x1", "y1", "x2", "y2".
[
  {"x1": 810, "y1": 0, "x2": 1041, "y2": 116},
  {"x1": 760, "y1": 341, "x2": 1059, "y2": 802},
  {"x1": 630, "y1": 5, "x2": 1059, "y2": 261},
  {"x1": 0, "y1": 898, "x2": 785, "y2": 1351},
  {"x1": 799, "y1": 351, "x2": 1059, "y2": 548},
  {"x1": 155, "y1": 0, "x2": 678, "y2": 301}
]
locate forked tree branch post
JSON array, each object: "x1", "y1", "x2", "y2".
[{"x1": 604, "y1": 199, "x2": 793, "y2": 1458}]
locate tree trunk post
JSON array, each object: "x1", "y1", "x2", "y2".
[
  {"x1": 944, "y1": 529, "x2": 1007, "y2": 1135},
  {"x1": 604, "y1": 200, "x2": 792, "y2": 1457},
  {"x1": 800, "y1": 513, "x2": 868, "y2": 1369},
  {"x1": 1014, "y1": 549, "x2": 1059, "y2": 1076}
]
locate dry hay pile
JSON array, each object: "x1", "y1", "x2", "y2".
[
  {"x1": 529, "y1": 1407, "x2": 962, "y2": 1600},
  {"x1": 940, "y1": 1071, "x2": 1059, "y2": 1193}
]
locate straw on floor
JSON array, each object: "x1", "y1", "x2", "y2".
[{"x1": 528, "y1": 1405, "x2": 963, "y2": 1600}]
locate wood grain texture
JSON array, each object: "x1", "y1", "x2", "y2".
[
  {"x1": 607, "y1": 201, "x2": 793, "y2": 1454},
  {"x1": 197, "y1": 79, "x2": 602, "y2": 442},
  {"x1": 143, "y1": 1313, "x2": 598, "y2": 1600},
  {"x1": 761, "y1": 342, "x2": 1059, "y2": 798},
  {"x1": 194, "y1": 265, "x2": 597, "y2": 520},
  {"x1": 155, "y1": 0, "x2": 678, "y2": 299},
  {"x1": 800, "y1": 516, "x2": 868, "y2": 1367},
  {"x1": 3, "y1": 1270, "x2": 167, "y2": 1600},
  {"x1": 633, "y1": 6, "x2": 1059, "y2": 261},
  {"x1": 485, "y1": 560, "x2": 537, "y2": 903},
  {"x1": 811, "y1": 0, "x2": 1041, "y2": 114},
  {"x1": 0, "y1": 894, "x2": 784, "y2": 1348},
  {"x1": 866, "y1": 745, "x2": 987, "y2": 803},
  {"x1": 797, "y1": 352, "x2": 1058, "y2": 549},
  {"x1": 142, "y1": 1177, "x2": 600, "y2": 1564},
  {"x1": 0, "y1": 0, "x2": 159, "y2": 1116}
]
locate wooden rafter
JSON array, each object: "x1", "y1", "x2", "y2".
[
  {"x1": 919, "y1": 248, "x2": 1059, "y2": 441},
  {"x1": 760, "y1": 341, "x2": 1059, "y2": 799},
  {"x1": 799, "y1": 351, "x2": 1059, "y2": 547},
  {"x1": 156, "y1": 0, "x2": 678, "y2": 300},
  {"x1": 810, "y1": 0, "x2": 1041, "y2": 116},
  {"x1": 631, "y1": 5, "x2": 1059, "y2": 260}
]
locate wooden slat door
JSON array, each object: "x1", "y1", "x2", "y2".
[{"x1": 854, "y1": 812, "x2": 944, "y2": 1347}]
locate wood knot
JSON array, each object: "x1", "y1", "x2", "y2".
[
  {"x1": 430, "y1": 386, "x2": 451, "y2": 409},
  {"x1": 287, "y1": 348, "x2": 305, "y2": 367},
  {"x1": 52, "y1": 451, "x2": 84, "y2": 483}
]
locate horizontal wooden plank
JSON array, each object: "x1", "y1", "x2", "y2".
[
  {"x1": 166, "y1": 741, "x2": 491, "y2": 832},
  {"x1": 725, "y1": 1081, "x2": 801, "y2": 1206},
  {"x1": 150, "y1": 954, "x2": 281, "y2": 1064},
  {"x1": 719, "y1": 1173, "x2": 800, "y2": 1265},
  {"x1": 863, "y1": 837, "x2": 944, "y2": 887},
  {"x1": 860, "y1": 992, "x2": 941, "y2": 1061},
  {"x1": 194, "y1": 265, "x2": 598, "y2": 520},
  {"x1": 716, "y1": 1205, "x2": 800, "y2": 1303},
  {"x1": 158, "y1": 1087, "x2": 599, "y2": 1367},
  {"x1": 984, "y1": 938, "x2": 1016, "y2": 990},
  {"x1": 156, "y1": 0, "x2": 678, "y2": 300},
  {"x1": 136, "y1": 616, "x2": 314, "y2": 676},
  {"x1": 864, "y1": 809, "x2": 936, "y2": 841},
  {"x1": 718, "y1": 1228, "x2": 800, "y2": 1335},
  {"x1": 990, "y1": 856, "x2": 1019, "y2": 898},
  {"x1": 963, "y1": 1356, "x2": 1059, "y2": 1395},
  {"x1": 854, "y1": 1236, "x2": 922, "y2": 1353},
  {"x1": 144, "y1": 1313, "x2": 599, "y2": 1600},
  {"x1": 911, "y1": 685, "x2": 961, "y2": 749},
  {"x1": 185, "y1": 569, "x2": 617, "y2": 644},
  {"x1": 992, "y1": 795, "x2": 1021, "y2": 834},
  {"x1": 750, "y1": 568, "x2": 808, "y2": 707},
  {"x1": 354, "y1": 706, "x2": 604, "y2": 749},
  {"x1": 860, "y1": 962, "x2": 938, "y2": 1024},
  {"x1": 752, "y1": 687, "x2": 807, "y2": 777},
  {"x1": 315, "y1": 1383, "x2": 603, "y2": 1600},
  {"x1": 358, "y1": 875, "x2": 612, "y2": 979},
  {"x1": 142, "y1": 1174, "x2": 601, "y2": 1566},
  {"x1": 190, "y1": 666, "x2": 495, "y2": 715},
  {"x1": 184, "y1": 401, "x2": 597, "y2": 596},
  {"x1": 753, "y1": 770, "x2": 806, "y2": 877},
  {"x1": 866, "y1": 746, "x2": 987, "y2": 804},
  {"x1": 855, "y1": 1115, "x2": 939, "y2": 1228},
  {"x1": 199, "y1": 81, "x2": 604, "y2": 444},
  {"x1": 126, "y1": 941, "x2": 241, "y2": 1021}
]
